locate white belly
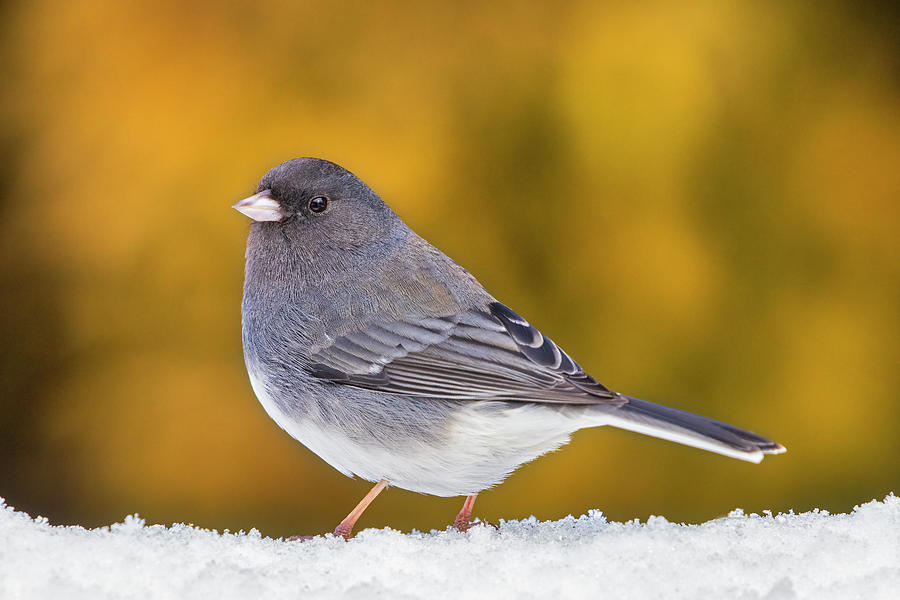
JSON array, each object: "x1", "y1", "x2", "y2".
[{"x1": 247, "y1": 368, "x2": 585, "y2": 496}]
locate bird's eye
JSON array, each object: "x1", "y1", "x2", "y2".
[{"x1": 308, "y1": 196, "x2": 329, "y2": 214}]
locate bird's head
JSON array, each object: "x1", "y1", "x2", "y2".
[{"x1": 233, "y1": 158, "x2": 399, "y2": 250}]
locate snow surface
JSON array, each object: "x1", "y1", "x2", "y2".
[{"x1": 0, "y1": 496, "x2": 897, "y2": 600}]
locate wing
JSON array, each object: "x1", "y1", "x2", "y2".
[{"x1": 308, "y1": 301, "x2": 626, "y2": 407}]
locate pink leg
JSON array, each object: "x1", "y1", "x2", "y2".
[
  {"x1": 452, "y1": 494, "x2": 478, "y2": 532},
  {"x1": 333, "y1": 480, "x2": 388, "y2": 540}
]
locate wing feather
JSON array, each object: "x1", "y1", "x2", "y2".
[{"x1": 308, "y1": 301, "x2": 625, "y2": 407}]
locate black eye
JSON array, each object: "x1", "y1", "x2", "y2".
[{"x1": 308, "y1": 196, "x2": 329, "y2": 214}]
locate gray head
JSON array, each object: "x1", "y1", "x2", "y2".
[{"x1": 233, "y1": 158, "x2": 401, "y2": 251}]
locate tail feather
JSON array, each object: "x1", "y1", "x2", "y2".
[{"x1": 594, "y1": 395, "x2": 786, "y2": 463}]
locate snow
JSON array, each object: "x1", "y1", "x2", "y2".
[{"x1": 0, "y1": 496, "x2": 897, "y2": 600}]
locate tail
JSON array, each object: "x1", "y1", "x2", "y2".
[{"x1": 593, "y1": 395, "x2": 786, "y2": 463}]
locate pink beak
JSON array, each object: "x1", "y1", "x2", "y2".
[{"x1": 232, "y1": 190, "x2": 284, "y2": 222}]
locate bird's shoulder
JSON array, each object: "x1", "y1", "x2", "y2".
[
  {"x1": 298, "y1": 232, "x2": 492, "y2": 354},
  {"x1": 388, "y1": 232, "x2": 494, "y2": 312}
]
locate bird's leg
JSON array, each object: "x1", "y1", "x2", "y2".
[
  {"x1": 452, "y1": 494, "x2": 479, "y2": 532},
  {"x1": 332, "y1": 479, "x2": 388, "y2": 540}
]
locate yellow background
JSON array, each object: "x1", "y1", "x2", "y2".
[{"x1": 1, "y1": 1, "x2": 898, "y2": 536}]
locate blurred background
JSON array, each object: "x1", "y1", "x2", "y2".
[{"x1": 1, "y1": 0, "x2": 898, "y2": 537}]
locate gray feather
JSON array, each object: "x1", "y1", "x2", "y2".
[{"x1": 308, "y1": 305, "x2": 625, "y2": 406}]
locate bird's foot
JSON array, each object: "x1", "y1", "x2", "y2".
[
  {"x1": 286, "y1": 524, "x2": 353, "y2": 542},
  {"x1": 288, "y1": 480, "x2": 388, "y2": 542},
  {"x1": 332, "y1": 522, "x2": 354, "y2": 540},
  {"x1": 452, "y1": 517, "x2": 497, "y2": 533}
]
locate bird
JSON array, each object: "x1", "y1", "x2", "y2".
[{"x1": 233, "y1": 157, "x2": 785, "y2": 539}]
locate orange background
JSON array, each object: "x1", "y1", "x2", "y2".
[{"x1": 1, "y1": 1, "x2": 898, "y2": 536}]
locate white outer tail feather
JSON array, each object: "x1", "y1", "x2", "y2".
[
  {"x1": 593, "y1": 412, "x2": 764, "y2": 463},
  {"x1": 585, "y1": 396, "x2": 786, "y2": 464}
]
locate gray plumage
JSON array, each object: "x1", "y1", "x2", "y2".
[{"x1": 237, "y1": 157, "x2": 785, "y2": 497}]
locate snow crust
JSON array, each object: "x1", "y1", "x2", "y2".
[{"x1": 0, "y1": 496, "x2": 897, "y2": 600}]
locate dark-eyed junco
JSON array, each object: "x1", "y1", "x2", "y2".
[{"x1": 234, "y1": 158, "x2": 785, "y2": 539}]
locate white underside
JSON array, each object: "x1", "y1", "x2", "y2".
[{"x1": 248, "y1": 369, "x2": 764, "y2": 497}]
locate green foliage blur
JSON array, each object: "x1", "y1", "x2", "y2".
[{"x1": 1, "y1": 1, "x2": 898, "y2": 537}]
